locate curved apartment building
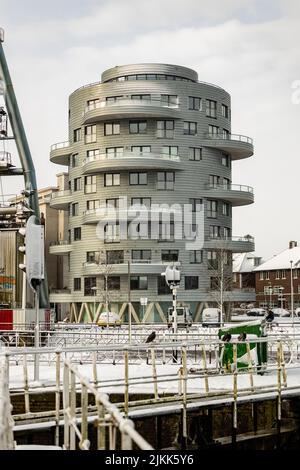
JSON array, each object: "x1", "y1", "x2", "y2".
[{"x1": 49, "y1": 63, "x2": 254, "y2": 323}]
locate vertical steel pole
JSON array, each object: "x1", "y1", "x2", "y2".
[
  {"x1": 128, "y1": 261, "x2": 132, "y2": 343},
  {"x1": 0, "y1": 32, "x2": 49, "y2": 308},
  {"x1": 34, "y1": 286, "x2": 39, "y2": 382}
]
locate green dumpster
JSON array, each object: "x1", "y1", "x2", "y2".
[{"x1": 218, "y1": 320, "x2": 267, "y2": 374}]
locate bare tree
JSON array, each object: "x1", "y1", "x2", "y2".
[
  {"x1": 92, "y1": 250, "x2": 123, "y2": 314},
  {"x1": 207, "y1": 241, "x2": 233, "y2": 323}
]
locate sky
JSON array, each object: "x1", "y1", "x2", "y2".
[{"x1": 0, "y1": 0, "x2": 300, "y2": 260}]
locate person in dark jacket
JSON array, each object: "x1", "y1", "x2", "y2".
[{"x1": 265, "y1": 309, "x2": 275, "y2": 322}]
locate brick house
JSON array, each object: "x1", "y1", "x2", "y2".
[{"x1": 253, "y1": 241, "x2": 300, "y2": 310}]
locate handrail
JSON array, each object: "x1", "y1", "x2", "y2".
[
  {"x1": 50, "y1": 141, "x2": 71, "y2": 151},
  {"x1": 84, "y1": 97, "x2": 179, "y2": 113},
  {"x1": 205, "y1": 133, "x2": 253, "y2": 144},
  {"x1": 84, "y1": 151, "x2": 180, "y2": 164},
  {"x1": 51, "y1": 190, "x2": 71, "y2": 199},
  {"x1": 50, "y1": 240, "x2": 71, "y2": 247},
  {"x1": 0, "y1": 151, "x2": 12, "y2": 165},
  {"x1": 206, "y1": 183, "x2": 254, "y2": 193}
]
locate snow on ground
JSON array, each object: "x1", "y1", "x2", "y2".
[{"x1": 7, "y1": 360, "x2": 300, "y2": 395}]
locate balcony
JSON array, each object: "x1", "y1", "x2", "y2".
[
  {"x1": 49, "y1": 190, "x2": 72, "y2": 210},
  {"x1": 82, "y1": 98, "x2": 180, "y2": 124},
  {"x1": 82, "y1": 206, "x2": 182, "y2": 225},
  {"x1": 82, "y1": 151, "x2": 183, "y2": 174},
  {"x1": 50, "y1": 141, "x2": 72, "y2": 165},
  {"x1": 204, "y1": 236, "x2": 255, "y2": 253},
  {"x1": 203, "y1": 183, "x2": 254, "y2": 206},
  {"x1": 49, "y1": 289, "x2": 72, "y2": 303},
  {"x1": 207, "y1": 288, "x2": 256, "y2": 302},
  {"x1": 202, "y1": 133, "x2": 253, "y2": 160},
  {"x1": 82, "y1": 260, "x2": 181, "y2": 275},
  {"x1": 49, "y1": 240, "x2": 73, "y2": 255}
]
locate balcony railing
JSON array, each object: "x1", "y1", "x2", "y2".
[
  {"x1": 84, "y1": 97, "x2": 179, "y2": 113},
  {"x1": 50, "y1": 288, "x2": 71, "y2": 294},
  {"x1": 51, "y1": 190, "x2": 71, "y2": 199},
  {"x1": 206, "y1": 183, "x2": 254, "y2": 193},
  {"x1": 50, "y1": 240, "x2": 71, "y2": 247},
  {"x1": 206, "y1": 235, "x2": 254, "y2": 243},
  {"x1": 204, "y1": 133, "x2": 253, "y2": 144},
  {"x1": 50, "y1": 141, "x2": 71, "y2": 151},
  {"x1": 84, "y1": 151, "x2": 180, "y2": 164}
]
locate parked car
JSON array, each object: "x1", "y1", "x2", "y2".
[
  {"x1": 97, "y1": 312, "x2": 121, "y2": 327},
  {"x1": 246, "y1": 308, "x2": 267, "y2": 317},
  {"x1": 202, "y1": 308, "x2": 221, "y2": 326},
  {"x1": 295, "y1": 308, "x2": 300, "y2": 317},
  {"x1": 270, "y1": 308, "x2": 290, "y2": 318}
]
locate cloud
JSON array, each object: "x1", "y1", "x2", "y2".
[{"x1": 1, "y1": 0, "x2": 300, "y2": 258}]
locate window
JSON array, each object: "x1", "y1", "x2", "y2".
[
  {"x1": 87, "y1": 200, "x2": 100, "y2": 211},
  {"x1": 74, "y1": 177, "x2": 81, "y2": 192},
  {"x1": 86, "y1": 251, "x2": 97, "y2": 263},
  {"x1": 207, "y1": 251, "x2": 218, "y2": 269},
  {"x1": 106, "y1": 147, "x2": 123, "y2": 157},
  {"x1": 106, "y1": 96, "x2": 122, "y2": 103},
  {"x1": 189, "y1": 198, "x2": 202, "y2": 212},
  {"x1": 208, "y1": 124, "x2": 219, "y2": 136},
  {"x1": 210, "y1": 225, "x2": 221, "y2": 238},
  {"x1": 129, "y1": 121, "x2": 147, "y2": 134},
  {"x1": 131, "y1": 94, "x2": 151, "y2": 101},
  {"x1": 188, "y1": 96, "x2": 201, "y2": 110},
  {"x1": 71, "y1": 153, "x2": 80, "y2": 168},
  {"x1": 185, "y1": 276, "x2": 198, "y2": 290},
  {"x1": 222, "y1": 104, "x2": 229, "y2": 118},
  {"x1": 281, "y1": 270, "x2": 286, "y2": 279},
  {"x1": 206, "y1": 99, "x2": 217, "y2": 118},
  {"x1": 183, "y1": 121, "x2": 197, "y2": 135},
  {"x1": 161, "y1": 95, "x2": 177, "y2": 106},
  {"x1": 73, "y1": 128, "x2": 81, "y2": 142},
  {"x1": 130, "y1": 276, "x2": 148, "y2": 290},
  {"x1": 189, "y1": 250, "x2": 203, "y2": 264},
  {"x1": 106, "y1": 250, "x2": 124, "y2": 264},
  {"x1": 161, "y1": 250, "x2": 179, "y2": 262},
  {"x1": 157, "y1": 120, "x2": 174, "y2": 138},
  {"x1": 104, "y1": 122, "x2": 120, "y2": 135},
  {"x1": 189, "y1": 147, "x2": 202, "y2": 161},
  {"x1": 209, "y1": 175, "x2": 220, "y2": 188},
  {"x1": 129, "y1": 172, "x2": 147, "y2": 185},
  {"x1": 157, "y1": 171, "x2": 175, "y2": 190},
  {"x1": 224, "y1": 227, "x2": 231, "y2": 238},
  {"x1": 207, "y1": 200, "x2": 218, "y2": 218},
  {"x1": 223, "y1": 177, "x2": 230, "y2": 189},
  {"x1": 131, "y1": 197, "x2": 151, "y2": 209},
  {"x1": 84, "y1": 277, "x2": 96, "y2": 296},
  {"x1": 131, "y1": 146, "x2": 151, "y2": 154},
  {"x1": 132, "y1": 250, "x2": 151, "y2": 261},
  {"x1": 259, "y1": 271, "x2": 270, "y2": 280},
  {"x1": 73, "y1": 278, "x2": 81, "y2": 291},
  {"x1": 84, "y1": 175, "x2": 97, "y2": 193},
  {"x1": 106, "y1": 198, "x2": 119, "y2": 209},
  {"x1": 74, "y1": 227, "x2": 81, "y2": 241},
  {"x1": 104, "y1": 173, "x2": 120, "y2": 186},
  {"x1": 158, "y1": 221, "x2": 174, "y2": 241},
  {"x1": 72, "y1": 203, "x2": 79, "y2": 216},
  {"x1": 85, "y1": 125, "x2": 97, "y2": 143},
  {"x1": 222, "y1": 202, "x2": 230, "y2": 216},
  {"x1": 157, "y1": 276, "x2": 169, "y2": 295},
  {"x1": 87, "y1": 149, "x2": 100, "y2": 160},
  {"x1": 107, "y1": 276, "x2": 120, "y2": 290},
  {"x1": 104, "y1": 223, "x2": 120, "y2": 243},
  {"x1": 162, "y1": 146, "x2": 178, "y2": 157},
  {"x1": 223, "y1": 128, "x2": 230, "y2": 139},
  {"x1": 221, "y1": 153, "x2": 230, "y2": 167},
  {"x1": 87, "y1": 98, "x2": 100, "y2": 109},
  {"x1": 128, "y1": 221, "x2": 150, "y2": 240}
]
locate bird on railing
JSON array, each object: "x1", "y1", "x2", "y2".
[
  {"x1": 145, "y1": 331, "x2": 156, "y2": 343},
  {"x1": 222, "y1": 333, "x2": 231, "y2": 342}
]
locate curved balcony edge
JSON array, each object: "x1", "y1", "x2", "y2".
[{"x1": 50, "y1": 141, "x2": 72, "y2": 165}]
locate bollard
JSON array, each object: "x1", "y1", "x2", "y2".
[{"x1": 151, "y1": 348, "x2": 159, "y2": 400}]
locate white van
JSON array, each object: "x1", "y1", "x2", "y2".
[
  {"x1": 167, "y1": 307, "x2": 193, "y2": 327},
  {"x1": 202, "y1": 308, "x2": 221, "y2": 327}
]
